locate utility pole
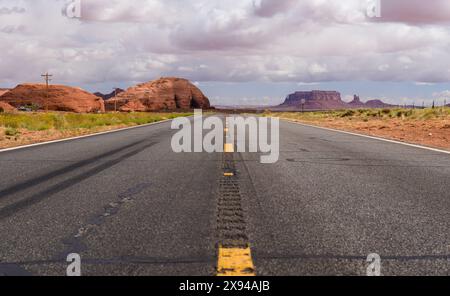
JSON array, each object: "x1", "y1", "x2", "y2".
[{"x1": 41, "y1": 72, "x2": 53, "y2": 111}]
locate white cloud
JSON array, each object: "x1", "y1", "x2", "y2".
[
  {"x1": 1, "y1": 0, "x2": 450, "y2": 89},
  {"x1": 415, "y1": 82, "x2": 436, "y2": 86},
  {"x1": 433, "y1": 90, "x2": 450, "y2": 98}
]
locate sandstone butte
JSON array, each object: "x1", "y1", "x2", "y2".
[
  {"x1": 0, "y1": 84, "x2": 105, "y2": 113},
  {"x1": 105, "y1": 77, "x2": 211, "y2": 112}
]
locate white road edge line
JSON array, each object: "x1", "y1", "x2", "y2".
[
  {"x1": 281, "y1": 118, "x2": 450, "y2": 155},
  {"x1": 0, "y1": 117, "x2": 178, "y2": 153}
]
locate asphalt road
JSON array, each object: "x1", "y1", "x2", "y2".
[{"x1": 0, "y1": 116, "x2": 449, "y2": 276}]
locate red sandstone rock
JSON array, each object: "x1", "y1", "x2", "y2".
[
  {"x1": 105, "y1": 77, "x2": 211, "y2": 112},
  {"x1": 0, "y1": 101, "x2": 16, "y2": 112},
  {"x1": 0, "y1": 84, "x2": 105, "y2": 113}
]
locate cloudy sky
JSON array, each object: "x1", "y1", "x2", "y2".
[{"x1": 1, "y1": 0, "x2": 450, "y2": 106}]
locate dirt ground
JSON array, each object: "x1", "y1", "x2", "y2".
[{"x1": 283, "y1": 117, "x2": 450, "y2": 151}]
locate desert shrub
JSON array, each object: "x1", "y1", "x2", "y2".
[
  {"x1": 5, "y1": 127, "x2": 19, "y2": 136},
  {"x1": 340, "y1": 110, "x2": 355, "y2": 117},
  {"x1": 395, "y1": 110, "x2": 413, "y2": 118},
  {"x1": 30, "y1": 103, "x2": 41, "y2": 112}
]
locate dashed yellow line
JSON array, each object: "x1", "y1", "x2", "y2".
[
  {"x1": 217, "y1": 246, "x2": 256, "y2": 276},
  {"x1": 224, "y1": 125, "x2": 234, "y2": 153},
  {"x1": 224, "y1": 143, "x2": 234, "y2": 153}
]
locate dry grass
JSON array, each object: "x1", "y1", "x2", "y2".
[{"x1": 0, "y1": 112, "x2": 192, "y2": 148}]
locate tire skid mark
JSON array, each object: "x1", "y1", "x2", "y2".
[
  {"x1": 61, "y1": 183, "x2": 153, "y2": 256},
  {"x1": 0, "y1": 142, "x2": 157, "y2": 220}
]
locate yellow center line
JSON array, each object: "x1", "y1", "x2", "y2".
[
  {"x1": 224, "y1": 143, "x2": 234, "y2": 153},
  {"x1": 218, "y1": 118, "x2": 255, "y2": 276},
  {"x1": 217, "y1": 245, "x2": 256, "y2": 276},
  {"x1": 224, "y1": 123, "x2": 234, "y2": 152}
]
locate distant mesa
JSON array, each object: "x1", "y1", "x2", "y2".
[
  {"x1": 277, "y1": 91, "x2": 395, "y2": 111},
  {"x1": 279, "y1": 90, "x2": 347, "y2": 110},
  {"x1": 94, "y1": 88, "x2": 125, "y2": 100},
  {"x1": 0, "y1": 84, "x2": 105, "y2": 113},
  {"x1": 105, "y1": 77, "x2": 211, "y2": 112}
]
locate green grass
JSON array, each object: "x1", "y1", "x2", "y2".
[
  {"x1": 263, "y1": 107, "x2": 450, "y2": 121},
  {"x1": 0, "y1": 112, "x2": 192, "y2": 134}
]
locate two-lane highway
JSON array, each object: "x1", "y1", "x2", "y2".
[
  {"x1": 0, "y1": 118, "x2": 219, "y2": 276},
  {"x1": 0, "y1": 116, "x2": 449, "y2": 275}
]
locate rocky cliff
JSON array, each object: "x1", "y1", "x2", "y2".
[
  {"x1": 105, "y1": 77, "x2": 211, "y2": 112},
  {"x1": 0, "y1": 84, "x2": 105, "y2": 113}
]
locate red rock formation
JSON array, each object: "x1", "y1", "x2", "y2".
[
  {"x1": 0, "y1": 102, "x2": 16, "y2": 113},
  {"x1": 0, "y1": 84, "x2": 105, "y2": 113},
  {"x1": 105, "y1": 77, "x2": 211, "y2": 112}
]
